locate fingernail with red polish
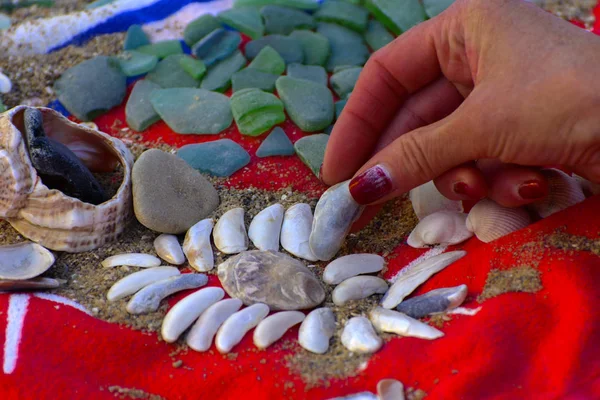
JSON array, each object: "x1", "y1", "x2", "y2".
[
  {"x1": 349, "y1": 164, "x2": 393, "y2": 205},
  {"x1": 453, "y1": 181, "x2": 481, "y2": 199},
  {"x1": 518, "y1": 180, "x2": 546, "y2": 200}
]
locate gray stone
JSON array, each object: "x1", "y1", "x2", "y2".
[
  {"x1": 132, "y1": 149, "x2": 219, "y2": 234},
  {"x1": 217, "y1": 250, "x2": 326, "y2": 310}
]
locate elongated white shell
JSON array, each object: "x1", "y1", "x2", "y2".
[
  {"x1": 409, "y1": 180, "x2": 463, "y2": 220},
  {"x1": 0, "y1": 242, "x2": 55, "y2": 280},
  {"x1": 0, "y1": 277, "x2": 62, "y2": 291},
  {"x1": 327, "y1": 393, "x2": 377, "y2": 400},
  {"x1": 407, "y1": 211, "x2": 472, "y2": 248},
  {"x1": 183, "y1": 218, "x2": 214, "y2": 272},
  {"x1": 369, "y1": 307, "x2": 443, "y2": 339},
  {"x1": 161, "y1": 287, "x2": 224, "y2": 343},
  {"x1": 186, "y1": 298, "x2": 243, "y2": 352},
  {"x1": 377, "y1": 379, "x2": 405, "y2": 400},
  {"x1": 107, "y1": 266, "x2": 180, "y2": 302},
  {"x1": 309, "y1": 180, "x2": 364, "y2": 261},
  {"x1": 332, "y1": 276, "x2": 388, "y2": 306},
  {"x1": 101, "y1": 253, "x2": 161, "y2": 268},
  {"x1": 381, "y1": 250, "x2": 466, "y2": 309},
  {"x1": 213, "y1": 208, "x2": 248, "y2": 254},
  {"x1": 0, "y1": 72, "x2": 11, "y2": 94},
  {"x1": 154, "y1": 234, "x2": 185, "y2": 265},
  {"x1": 215, "y1": 303, "x2": 270, "y2": 353},
  {"x1": 126, "y1": 273, "x2": 208, "y2": 314},
  {"x1": 466, "y1": 199, "x2": 531, "y2": 243},
  {"x1": 323, "y1": 253, "x2": 385, "y2": 285},
  {"x1": 280, "y1": 203, "x2": 317, "y2": 261},
  {"x1": 248, "y1": 203, "x2": 284, "y2": 251},
  {"x1": 298, "y1": 307, "x2": 336, "y2": 354},
  {"x1": 531, "y1": 169, "x2": 586, "y2": 218},
  {"x1": 341, "y1": 316, "x2": 382, "y2": 354},
  {"x1": 253, "y1": 310, "x2": 305, "y2": 349}
]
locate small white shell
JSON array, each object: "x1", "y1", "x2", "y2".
[
  {"x1": 126, "y1": 274, "x2": 208, "y2": 314},
  {"x1": 407, "y1": 211, "x2": 472, "y2": 248},
  {"x1": 101, "y1": 253, "x2": 161, "y2": 268},
  {"x1": 341, "y1": 316, "x2": 382, "y2": 354},
  {"x1": 327, "y1": 393, "x2": 378, "y2": 400},
  {"x1": 161, "y1": 287, "x2": 224, "y2": 343},
  {"x1": 183, "y1": 218, "x2": 214, "y2": 272},
  {"x1": 186, "y1": 298, "x2": 243, "y2": 352},
  {"x1": 280, "y1": 203, "x2": 317, "y2": 261},
  {"x1": 369, "y1": 307, "x2": 443, "y2": 340},
  {"x1": 215, "y1": 303, "x2": 270, "y2": 353},
  {"x1": 323, "y1": 253, "x2": 385, "y2": 285},
  {"x1": 213, "y1": 208, "x2": 248, "y2": 254},
  {"x1": 409, "y1": 180, "x2": 463, "y2": 220},
  {"x1": 248, "y1": 203, "x2": 284, "y2": 251},
  {"x1": 0, "y1": 71, "x2": 11, "y2": 94},
  {"x1": 253, "y1": 310, "x2": 305, "y2": 349},
  {"x1": 154, "y1": 234, "x2": 186, "y2": 265},
  {"x1": 107, "y1": 266, "x2": 180, "y2": 302},
  {"x1": 381, "y1": 250, "x2": 466, "y2": 309},
  {"x1": 531, "y1": 169, "x2": 585, "y2": 218},
  {"x1": 574, "y1": 174, "x2": 600, "y2": 197},
  {"x1": 332, "y1": 276, "x2": 388, "y2": 306},
  {"x1": 0, "y1": 242, "x2": 55, "y2": 280},
  {"x1": 466, "y1": 199, "x2": 531, "y2": 243},
  {"x1": 377, "y1": 379, "x2": 405, "y2": 400},
  {"x1": 298, "y1": 307, "x2": 336, "y2": 354}
]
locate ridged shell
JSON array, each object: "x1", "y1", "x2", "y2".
[
  {"x1": 0, "y1": 106, "x2": 134, "y2": 252},
  {"x1": 409, "y1": 180, "x2": 463, "y2": 220},
  {"x1": 407, "y1": 211, "x2": 472, "y2": 248},
  {"x1": 466, "y1": 199, "x2": 531, "y2": 243},
  {"x1": 574, "y1": 174, "x2": 600, "y2": 197},
  {"x1": 531, "y1": 169, "x2": 586, "y2": 218}
]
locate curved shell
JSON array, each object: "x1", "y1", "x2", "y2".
[
  {"x1": 407, "y1": 211, "x2": 472, "y2": 248},
  {"x1": 531, "y1": 169, "x2": 585, "y2": 218},
  {"x1": 409, "y1": 180, "x2": 463, "y2": 220},
  {"x1": 466, "y1": 199, "x2": 531, "y2": 243},
  {"x1": 0, "y1": 242, "x2": 55, "y2": 280},
  {"x1": 0, "y1": 106, "x2": 134, "y2": 252}
]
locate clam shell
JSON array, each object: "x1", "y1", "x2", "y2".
[
  {"x1": 0, "y1": 106, "x2": 133, "y2": 252},
  {"x1": 377, "y1": 379, "x2": 405, "y2": 400},
  {"x1": 213, "y1": 207, "x2": 248, "y2": 254},
  {"x1": 183, "y1": 218, "x2": 214, "y2": 272},
  {"x1": 186, "y1": 298, "x2": 243, "y2": 352},
  {"x1": 253, "y1": 311, "x2": 305, "y2": 349},
  {"x1": 466, "y1": 199, "x2": 531, "y2": 243},
  {"x1": 215, "y1": 303, "x2": 270, "y2": 354},
  {"x1": 106, "y1": 266, "x2": 180, "y2": 302},
  {"x1": 340, "y1": 316, "x2": 382, "y2": 354},
  {"x1": 323, "y1": 253, "x2": 384, "y2": 285},
  {"x1": 280, "y1": 203, "x2": 317, "y2": 261},
  {"x1": 298, "y1": 307, "x2": 336, "y2": 354},
  {"x1": 248, "y1": 203, "x2": 284, "y2": 251},
  {"x1": 332, "y1": 276, "x2": 388, "y2": 306},
  {"x1": 0, "y1": 71, "x2": 11, "y2": 94},
  {"x1": 531, "y1": 169, "x2": 586, "y2": 218},
  {"x1": 101, "y1": 253, "x2": 161, "y2": 268},
  {"x1": 154, "y1": 234, "x2": 186, "y2": 265},
  {"x1": 0, "y1": 242, "x2": 54, "y2": 280},
  {"x1": 407, "y1": 211, "x2": 472, "y2": 248},
  {"x1": 409, "y1": 180, "x2": 463, "y2": 220},
  {"x1": 369, "y1": 307, "x2": 443, "y2": 340}
]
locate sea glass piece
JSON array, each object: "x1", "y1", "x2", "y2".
[
  {"x1": 200, "y1": 50, "x2": 247, "y2": 92},
  {"x1": 287, "y1": 63, "x2": 327, "y2": 86},
  {"x1": 179, "y1": 56, "x2": 207, "y2": 80},
  {"x1": 247, "y1": 46, "x2": 286, "y2": 75},
  {"x1": 115, "y1": 51, "x2": 158, "y2": 77},
  {"x1": 232, "y1": 68, "x2": 279, "y2": 92},
  {"x1": 335, "y1": 99, "x2": 347, "y2": 119},
  {"x1": 230, "y1": 88, "x2": 286, "y2": 136},
  {"x1": 234, "y1": 0, "x2": 319, "y2": 10},
  {"x1": 245, "y1": 35, "x2": 303, "y2": 64},
  {"x1": 178, "y1": 139, "x2": 251, "y2": 177},
  {"x1": 123, "y1": 24, "x2": 150, "y2": 50},
  {"x1": 137, "y1": 40, "x2": 183, "y2": 59},
  {"x1": 218, "y1": 7, "x2": 265, "y2": 39},
  {"x1": 294, "y1": 134, "x2": 329, "y2": 177},
  {"x1": 126, "y1": 79, "x2": 162, "y2": 132},
  {"x1": 289, "y1": 30, "x2": 330, "y2": 66},
  {"x1": 184, "y1": 14, "x2": 222, "y2": 46},
  {"x1": 261, "y1": 5, "x2": 314, "y2": 35},
  {"x1": 423, "y1": 0, "x2": 455, "y2": 17},
  {"x1": 276, "y1": 76, "x2": 334, "y2": 132},
  {"x1": 364, "y1": 19, "x2": 394, "y2": 51},
  {"x1": 317, "y1": 22, "x2": 369, "y2": 71},
  {"x1": 256, "y1": 127, "x2": 295, "y2": 157},
  {"x1": 192, "y1": 29, "x2": 242, "y2": 67},
  {"x1": 365, "y1": 0, "x2": 425, "y2": 35},
  {"x1": 146, "y1": 54, "x2": 199, "y2": 88},
  {"x1": 330, "y1": 66, "x2": 362, "y2": 98},
  {"x1": 314, "y1": 0, "x2": 369, "y2": 32}
]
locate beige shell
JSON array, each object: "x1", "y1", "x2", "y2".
[
  {"x1": 0, "y1": 106, "x2": 133, "y2": 252},
  {"x1": 466, "y1": 199, "x2": 531, "y2": 243},
  {"x1": 531, "y1": 169, "x2": 586, "y2": 218}
]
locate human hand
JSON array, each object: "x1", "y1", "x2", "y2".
[{"x1": 321, "y1": 0, "x2": 600, "y2": 226}]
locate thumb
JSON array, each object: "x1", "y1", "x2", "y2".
[{"x1": 347, "y1": 104, "x2": 487, "y2": 205}]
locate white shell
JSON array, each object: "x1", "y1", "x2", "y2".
[
  {"x1": 101, "y1": 253, "x2": 161, "y2": 268},
  {"x1": 369, "y1": 307, "x2": 444, "y2": 340},
  {"x1": 298, "y1": 307, "x2": 336, "y2": 354},
  {"x1": 161, "y1": 287, "x2": 224, "y2": 343},
  {"x1": 106, "y1": 266, "x2": 180, "y2": 302},
  {"x1": 126, "y1": 274, "x2": 208, "y2": 314},
  {"x1": 332, "y1": 276, "x2": 388, "y2": 306},
  {"x1": 0, "y1": 242, "x2": 55, "y2": 280},
  {"x1": 280, "y1": 203, "x2": 317, "y2": 261},
  {"x1": 183, "y1": 218, "x2": 214, "y2": 272},
  {"x1": 186, "y1": 298, "x2": 243, "y2": 352},
  {"x1": 381, "y1": 250, "x2": 466, "y2": 309},
  {"x1": 0, "y1": 71, "x2": 11, "y2": 94},
  {"x1": 466, "y1": 199, "x2": 531, "y2": 243},
  {"x1": 340, "y1": 316, "x2": 382, "y2": 354},
  {"x1": 407, "y1": 211, "x2": 472, "y2": 248},
  {"x1": 253, "y1": 310, "x2": 305, "y2": 349},
  {"x1": 154, "y1": 234, "x2": 185, "y2": 265},
  {"x1": 327, "y1": 393, "x2": 377, "y2": 400},
  {"x1": 531, "y1": 169, "x2": 586, "y2": 218},
  {"x1": 574, "y1": 174, "x2": 600, "y2": 197},
  {"x1": 215, "y1": 303, "x2": 270, "y2": 353},
  {"x1": 213, "y1": 208, "x2": 248, "y2": 254},
  {"x1": 409, "y1": 180, "x2": 463, "y2": 220},
  {"x1": 309, "y1": 180, "x2": 364, "y2": 261},
  {"x1": 248, "y1": 203, "x2": 284, "y2": 251},
  {"x1": 377, "y1": 379, "x2": 405, "y2": 400},
  {"x1": 323, "y1": 253, "x2": 385, "y2": 285}
]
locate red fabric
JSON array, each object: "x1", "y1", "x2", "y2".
[{"x1": 2, "y1": 16, "x2": 600, "y2": 400}]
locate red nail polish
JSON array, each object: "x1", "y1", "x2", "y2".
[
  {"x1": 518, "y1": 180, "x2": 546, "y2": 200},
  {"x1": 349, "y1": 165, "x2": 393, "y2": 205}
]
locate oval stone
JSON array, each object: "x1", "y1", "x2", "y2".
[{"x1": 217, "y1": 250, "x2": 325, "y2": 310}]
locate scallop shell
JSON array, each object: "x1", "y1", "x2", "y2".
[
  {"x1": 409, "y1": 180, "x2": 463, "y2": 220},
  {"x1": 574, "y1": 174, "x2": 600, "y2": 197},
  {"x1": 466, "y1": 199, "x2": 531, "y2": 243},
  {"x1": 0, "y1": 106, "x2": 134, "y2": 252},
  {"x1": 531, "y1": 169, "x2": 586, "y2": 218}
]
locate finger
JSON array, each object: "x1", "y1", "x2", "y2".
[
  {"x1": 349, "y1": 204, "x2": 384, "y2": 233},
  {"x1": 433, "y1": 163, "x2": 488, "y2": 201}
]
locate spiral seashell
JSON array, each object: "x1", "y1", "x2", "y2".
[
  {"x1": 530, "y1": 169, "x2": 586, "y2": 218},
  {"x1": 0, "y1": 106, "x2": 134, "y2": 252},
  {"x1": 407, "y1": 211, "x2": 473, "y2": 248},
  {"x1": 409, "y1": 180, "x2": 463, "y2": 220},
  {"x1": 466, "y1": 199, "x2": 531, "y2": 243}
]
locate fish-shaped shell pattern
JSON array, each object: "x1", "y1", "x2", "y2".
[{"x1": 0, "y1": 106, "x2": 134, "y2": 252}]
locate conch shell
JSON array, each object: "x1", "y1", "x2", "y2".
[{"x1": 0, "y1": 106, "x2": 133, "y2": 252}]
